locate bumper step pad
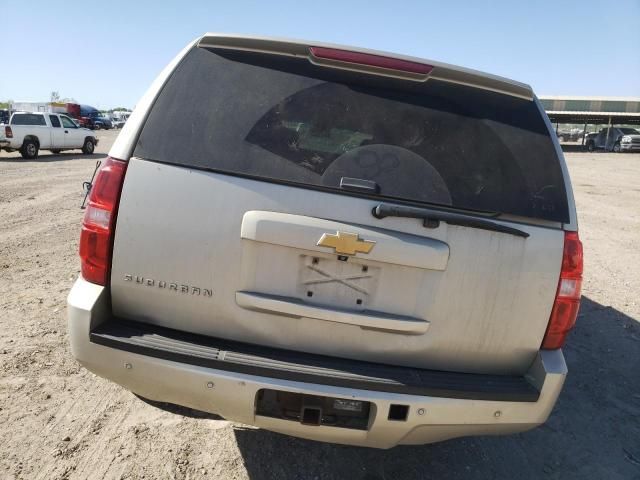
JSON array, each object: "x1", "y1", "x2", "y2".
[{"x1": 91, "y1": 319, "x2": 540, "y2": 402}]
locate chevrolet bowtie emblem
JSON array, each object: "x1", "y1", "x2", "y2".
[{"x1": 317, "y1": 231, "x2": 376, "y2": 256}]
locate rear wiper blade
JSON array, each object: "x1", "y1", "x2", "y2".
[{"x1": 372, "y1": 203, "x2": 530, "y2": 238}]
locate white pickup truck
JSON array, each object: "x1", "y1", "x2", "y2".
[{"x1": 0, "y1": 112, "x2": 98, "y2": 159}]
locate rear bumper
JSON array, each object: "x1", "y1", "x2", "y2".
[{"x1": 67, "y1": 277, "x2": 568, "y2": 448}]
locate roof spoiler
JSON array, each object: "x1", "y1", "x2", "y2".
[{"x1": 197, "y1": 34, "x2": 533, "y2": 100}]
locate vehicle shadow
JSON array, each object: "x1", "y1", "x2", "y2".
[
  {"x1": 134, "y1": 394, "x2": 225, "y2": 421},
  {"x1": 560, "y1": 144, "x2": 587, "y2": 152},
  {"x1": 231, "y1": 296, "x2": 640, "y2": 480},
  {"x1": 0, "y1": 152, "x2": 107, "y2": 162}
]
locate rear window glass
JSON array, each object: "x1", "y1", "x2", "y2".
[
  {"x1": 11, "y1": 114, "x2": 46, "y2": 126},
  {"x1": 135, "y1": 47, "x2": 569, "y2": 223}
]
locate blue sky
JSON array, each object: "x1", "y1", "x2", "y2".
[{"x1": 1, "y1": 0, "x2": 639, "y2": 109}]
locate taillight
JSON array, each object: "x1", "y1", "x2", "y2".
[
  {"x1": 542, "y1": 231, "x2": 583, "y2": 349},
  {"x1": 309, "y1": 47, "x2": 433, "y2": 75},
  {"x1": 5, "y1": 126, "x2": 12, "y2": 138},
  {"x1": 79, "y1": 157, "x2": 127, "y2": 285}
]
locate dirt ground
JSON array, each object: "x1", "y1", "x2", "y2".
[{"x1": 1, "y1": 130, "x2": 639, "y2": 480}]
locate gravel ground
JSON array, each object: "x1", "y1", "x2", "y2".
[{"x1": 1, "y1": 131, "x2": 639, "y2": 479}]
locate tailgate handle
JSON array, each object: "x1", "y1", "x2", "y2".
[
  {"x1": 241, "y1": 211, "x2": 450, "y2": 271},
  {"x1": 236, "y1": 291, "x2": 429, "y2": 335}
]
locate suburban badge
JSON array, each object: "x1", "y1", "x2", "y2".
[{"x1": 124, "y1": 274, "x2": 212, "y2": 297}]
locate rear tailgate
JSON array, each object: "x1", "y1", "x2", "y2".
[{"x1": 110, "y1": 40, "x2": 572, "y2": 375}]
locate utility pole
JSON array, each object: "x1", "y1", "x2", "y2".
[{"x1": 605, "y1": 116, "x2": 612, "y2": 150}]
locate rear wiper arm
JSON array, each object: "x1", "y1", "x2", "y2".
[{"x1": 372, "y1": 203, "x2": 529, "y2": 238}]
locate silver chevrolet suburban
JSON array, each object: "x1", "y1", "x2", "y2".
[{"x1": 67, "y1": 34, "x2": 583, "y2": 448}]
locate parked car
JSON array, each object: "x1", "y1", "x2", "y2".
[
  {"x1": 111, "y1": 117, "x2": 126, "y2": 129},
  {"x1": 111, "y1": 111, "x2": 132, "y2": 123},
  {"x1": 619, "y1": 129, "x2": 640, "y2": 152},
  {"x1": 0, "y1": 109, "x2": 10, "y2": 124},
  {"x1": 556, "y1": 128, "x2": 582, "y2": 142},
  {"x1": 0, "y1": 112, "x2": 98, "y2": 158},
  {"x1": 585, "y1": 127, "x2": 640, "y2": 152},
  {"x1": 68, "y1": 34, "x2": 582, "y2": 448}
]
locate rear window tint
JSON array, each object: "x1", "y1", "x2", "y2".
[
  {"x1": 135, "y1": 47, "x2": 569, "y2": 222},
  {"x1": 11, "y1": 114, "x2": 46, "y2": 126}
]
